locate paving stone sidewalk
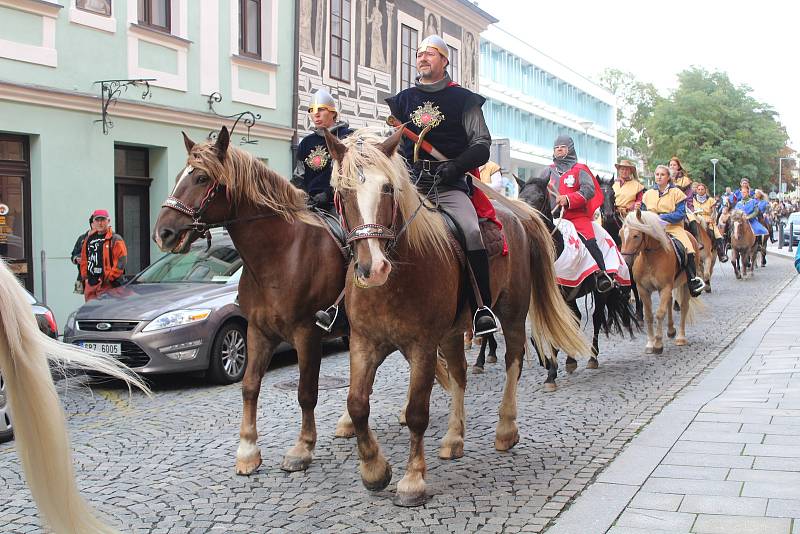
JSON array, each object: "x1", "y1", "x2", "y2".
[{"x1": 547, "y1": 274, "x2": 800, "y2": 534}]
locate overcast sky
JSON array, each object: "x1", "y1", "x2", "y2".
[{"x1": 478, "y1": 0, "x2": 800, "y2": 152}]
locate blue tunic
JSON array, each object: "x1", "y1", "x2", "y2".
[{"x1": 734, "y1": 198, "x2": 768, "y2": 235}]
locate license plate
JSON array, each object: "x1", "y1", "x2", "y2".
[{"x1": 79, "y1": 342, "x2": 122, "y2": 356}]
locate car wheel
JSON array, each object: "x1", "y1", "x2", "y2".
[
  {"x1": 0, "y1": 371, "x2": 13, "y2": 443},
  {"x1": 207, "y1": 322, "x2": 247, "y2": 385}
]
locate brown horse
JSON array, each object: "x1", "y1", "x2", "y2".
[
  {"x1": 695, "y1": 216, "x2": 717, "y2": 292},
  {"x1": 728, "y1": 209, "x2": 757, "y2": 279},
  {"x1": 621, "y1": 211, "x2": 702, "y2": 354},
  {"x1": 152, "y1": 127, "x2": 354, "y2": 476},
  {"x1": 325, "y1": 128, "x2": 588, "y2": 507}
]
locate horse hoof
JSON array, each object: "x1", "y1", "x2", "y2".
[
  {"x1": 334, "y1": 424, "x2": 356, "y2": 439},
  {"x1": 645, "y1": 346, "x2": 654, "y2": 354},
  {"x1": 653, "y1": 346, "x2": 664, "y2": 354},
  {"x1": 471, "y1": 365, "x2": 484, "y2": 375},
  {"x1": 565, "y1": 362, "x2": 577, "y2": 374},
  {"x1": 280, "y1": 454, "x2": 311, "y2": 472},
  {"x1": 495, "y1": 429, "x2": 520, "y2": 451},
  {"x1": 393, "y1": 491, "x2": 428, "y2": 508},
  {"x1": 235, "y1": 454, "x2": 263, "y2": 476},
  {"x1": 362, "y1": 462, "x2": 393, "y2": 492},
  {"x1": 439, "y1": 441, "x2": 464, "y2": 460},
  {"x1": 675, "y1": 338, "x2": 687, "y2": 346},
  {"x1": 704, "y1": 284, "x2": 712, "y2": 293},
  {"x1": 587, "y1": 359, "x2": 599, "y2": 370},
  {"x1": 487, "y1": 355, "x2": 497, "y2": 364},
  {"x1": 667, "y1": 329, "x2": 677, "y2": 339},
  {"x1": 544, "y1": 382, "x2": 557, "y2": 393},
  {"x1": 398, "y1": 413, "x2": 407, "y2": 426}
]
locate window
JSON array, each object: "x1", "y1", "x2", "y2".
[
  {"x1": 400, "y1": 24, "x2": 418, "y2": 90},
  {"x1": 77, "y1": 0, "x2": 111, "y2": 16},
  {"x1": 239, "y1": 0, "x2": 261, "y2": 58},
  {"x1": 447, "y1": 45, "x2": 459, "y2": 84},
  {"x1": 329, "y1": 0, "x2": 351, "y2": 82},
  {"x1": 138, "y1": 0, "x2": 170, "y2": 32}
]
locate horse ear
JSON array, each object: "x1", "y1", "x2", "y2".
[
  {"x1": 514, "y1": 176, "x2": 526, "y2": 189},
  {"x1": 323, "y1": 128, "x2": 347, "y2": 164},
  {"x1": 378, "y1": 127, "x2": 404, "y2": 158},
  {"x1": 215, "y1": 126, "x2": 230, "y2": 162},
  {"x1": 182, "y1": 131, "x2": 196, "y2": 153}
]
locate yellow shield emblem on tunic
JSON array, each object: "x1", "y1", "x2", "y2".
[
  {"x1": 305, "y1": 145, "x2": 330, "y2": 171},
  {"x1": 411, "y1": 101, "x2": 444, "y2": 129}
]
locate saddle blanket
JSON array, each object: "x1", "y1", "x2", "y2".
[{"x1": 554, "y1": 219, "x2": 631, "y2": 288}]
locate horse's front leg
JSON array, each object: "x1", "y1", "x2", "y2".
[
  {"x1": 395, "y1": 344, "x2": 437, "y2": 507},
  {"x1": 588, "y1": 301, "x2": 602, "y2": 369},
  {"x1": 496, "y1": 323, "x2": 526, "y2": 451},
  {"x1": 437, "y1": 334, "x2": 467, "y2": 461},
  {"x1": 280, "y1": 329, "x2": 323, "y2": 472},
  {"x1": 348, "y1": 338, "x2": 392, "y2": 493},
  {"x1": 653, "y1": 286, "x2": 671, "y2": 354},
  {"x1": 236, "y1": 328, "x2": 278, "y2": 475},
  {"x1": 642, "y1": 288, "x2": 655, "y2": 353},
  {"x1": 565, "y1": 300, "x2": 580, "y2": 372}
]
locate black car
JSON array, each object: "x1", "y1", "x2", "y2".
[{"x1": 0, "y1": 290, "x2": 58, "y2": 443}]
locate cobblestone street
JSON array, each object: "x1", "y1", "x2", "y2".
[{"x1": 1, "y1": 258, "x2": 797, "y2": 534}]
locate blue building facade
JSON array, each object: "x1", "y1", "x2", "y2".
[{"x1": 479, "y1": 26, "x2": 616, "y2": 181}]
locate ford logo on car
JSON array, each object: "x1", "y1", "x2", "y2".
[{"x1": 96, "y1": 322, "x2": 112, "y2": 331}]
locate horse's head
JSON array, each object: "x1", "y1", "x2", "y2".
[
  {"x1": 518, "y1": 176, "x2": 550, "y2": 216},
  {"x1": 153, "y1": 128, "x2": 233, "y2": 253},
  {"x1": 324, "y1": 128, "x2": 404, "y2": 288},
  {"x1": 620, "y1": 209, "x2": 671, "y2": 264},
  {"x1": 598, "y1": 176, "x2": 617, "y2": 221}
]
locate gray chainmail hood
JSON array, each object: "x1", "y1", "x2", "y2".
[{"x1": 553, "y1": 135, "x2": 578, "y2": 173}]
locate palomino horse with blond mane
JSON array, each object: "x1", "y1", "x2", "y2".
[
  {"x1": 0, "y1": 259, "x2": 147, "y2": 533},
  {"x1": 621, "y1": 210, "x2": 703, "y2": 354},
  {"x1": 726, "y1": 208, "x2": 758, "y2": 279},
  {"x1": 152, "y1": 126, "x2": 359, "y2": 475},
  {"x1": 324, "y1": 127, "x2": 588, "y2": 507}
]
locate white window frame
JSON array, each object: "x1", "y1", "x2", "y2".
[
  {"x1": 69, "y1": 0, "x2": 116, "y2": 33},
  {"x1": 0, "y1": 0, "x2": 61, "y2": 67},
  {"x1": 229, "y1": 0, "x2": 278, "y2": 108},
  {"x1": 443, "y1": 32, "x2": 461, "y2": 85},
  {"x1": 395, "y1": 10, "x2": 422, "y2": 93},
  {"x1": 323, "y1": 0, "x2": 357, "y2": 91}
]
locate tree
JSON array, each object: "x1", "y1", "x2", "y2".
[
  {"x1": 647, "y1": 68, "x2": 789, "y2": 192},
  {"x1": 598, "y1": 69, "x2": 660, "y2": 169}
]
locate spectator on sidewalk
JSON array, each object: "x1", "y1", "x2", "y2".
[
  {"x1": 79, "y1": 209, "x2": 127, "y2": 301},
  {"x1": 70, "y1": 215, "x2": 93, "y2": 294}
]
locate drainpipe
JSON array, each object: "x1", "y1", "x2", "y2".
[{"x1": 290, "y1": 0, "x2": 300, "y2": 168}]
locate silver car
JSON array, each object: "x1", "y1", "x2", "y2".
[{"x1": 63, "y1": 231, "x2": 248, "y2": 384}]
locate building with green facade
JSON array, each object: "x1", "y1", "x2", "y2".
[{"x1": 0, "y1": 0, "x2": 296, "y2": 325}]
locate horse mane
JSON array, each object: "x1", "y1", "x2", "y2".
[
  {"x1": 187, "y1": 141, "x2": 321, "y2": 227},
  {"x1": 331, "y1": 129, "x2": 451, "y2": 260},
  {"x1": 623, "y1": 211, "x2": 672, "y2": 251},
  {"x1": 730, "y1": 209, "x2": 747, "y2": 222}
]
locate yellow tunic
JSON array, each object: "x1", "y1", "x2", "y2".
[
  {"x1": 613, "y1": 179, "x2": 645, "y2": 216},
  {"x1": 693, "y1": 196, "x2": 722, "y2": 239},
  {"x1": 642, "y1": 186, "x2": 696, "y2": 254}
]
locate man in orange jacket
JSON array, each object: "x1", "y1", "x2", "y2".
[{"x1": 80, "y1": 209, "x2": 127, "y2": 301}]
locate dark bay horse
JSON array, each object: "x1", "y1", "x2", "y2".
[
  {"x1": 153, "y1": 127, "x2": 354, "y2": 476},
  {"x1": 325, "y1": 128, "x2": 589, "y2": 506},
  {"x1": 518, "y1": 176, "x2": 638, "y2": 391}
]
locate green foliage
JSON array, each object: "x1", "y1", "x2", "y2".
[
  {"x1": 599, "y1": 69, "x2": 660, "y2": 162},
  {"x1": 647, "y1": 68, "x2": 788, "y2": 192}
]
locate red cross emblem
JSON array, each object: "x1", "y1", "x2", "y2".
[{"x1": 568, "y1": 236, "x2": 581, "y2": 250}]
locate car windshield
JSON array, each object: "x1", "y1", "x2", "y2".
[{"x1": 133, "y1": 242, "x2": 242, "y2": 284}]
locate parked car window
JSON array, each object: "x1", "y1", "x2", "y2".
[{"x1": 133, "y1": 244, "x2": 242, "y2": 284}]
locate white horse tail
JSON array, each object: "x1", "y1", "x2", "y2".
[
  {"x1": 673, "y1": 283, "x2": 705, "y2": 326},
  {"x1": 0, "y1": 260, "x2": 148, "y2": 534}
]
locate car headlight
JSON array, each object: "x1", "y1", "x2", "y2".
[
  {"x1": 65, "y1": 312, "x2": 76, "y2": 332},
  {"x1": 143, "y1": 309, "x2": 212, "y2": 332}
]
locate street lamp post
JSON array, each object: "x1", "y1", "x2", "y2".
[
  {"x1": 778, "y1": 157, "x2": 796, "y2": 198},
  {"x1": 710, "y1": 158, "x2": 719, "y2": 197},
  {"x1": 578, "y1": 120, "x2": 593, "y2": 165}
]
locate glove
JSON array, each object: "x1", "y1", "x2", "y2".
[{"x1": 436, "y1": 161, "x2": 463, "y2": 184}]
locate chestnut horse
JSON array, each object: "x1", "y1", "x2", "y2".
[
  {"x1": 325, "y1": 128, "x2": 588, "y2": 506},
  {"x1": 728, "y1": 209, "x2": 758, "y2": 279},
  {"x1": 621, "y1": 211, "x2": 702, "y2": 354},
  {"x1": 0, "y1": 259, "x2": 147, "y2": 533},
  {"x1": 152, "y1": 127, "x2": 354, "y2": 476},
  {"x1": 695, "y1": 216, "x2": 717, "y2": 291}
]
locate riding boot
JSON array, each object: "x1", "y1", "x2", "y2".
[
  {"x1": 715, "y1": 238, "x2": 729, "y2": 263},
  {"x1": 583, "y1": 237, "x2": 614, "y2": 293},
  {"x1": 685, "y1": 253, "x2": 705, "y2": 297},
  {"x1": 689, "y1": 220, "x2": 704, "y2": 250},
  {"x1": 466, "y1": 249, "x2": 499, "y2": 336}
]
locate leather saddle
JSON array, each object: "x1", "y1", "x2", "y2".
[
  {"x1": 439, "y1": 210, "x2": 506, "y2": 263},
  {"x1": 669, "y1": 236, "x2": 688, "y2": 273},
  {"x1": 313, "y1": 207, "x2": 349, "y2": 258}
]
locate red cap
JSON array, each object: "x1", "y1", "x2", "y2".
[{"x1": 91, "y1": 209, "x2": 110, "y2": 219}]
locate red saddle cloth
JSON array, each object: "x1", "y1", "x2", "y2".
[{"x1": 469, "y1": 170, "x2": 508, "y2": 256}]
